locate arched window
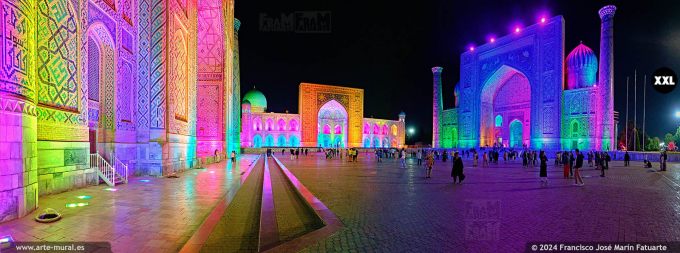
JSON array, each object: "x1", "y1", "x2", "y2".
[
  {"x1": 253, "y1": 135, "x2": 263, "y2": 148},
  {"x1": 572, "y1": 121, "x2": 579, "y2": 137},
  {"x1": 278, "y1": 119, "x2": 286, "y2": 131},
  {"x1": 266, "y1": 118, "x2": 274, "y2": 131},
  {"x1": 391, "y1": 125, "x2": 398, "y2": 136},
  {"x1": 382, "y1": 125, "x2": 389, "y2": 135},
  {"x1": 253, "y1": 117, "x2": 262, "y2": 131},
  {"x1": 373, "y1": 124, "x2": 379, "y2": 134},
  {"x1": 495, "y1": 115, "x2": 503, "y2": 127},
  {"x1": 277, "y1": 135, "x2": 287, "y2": 147},
  {"x1": 289, "y1": 119, "x2": 298, "y2": 131},
  {"x1": 334, "y1": 125, "x2": 342, "y2": 134},
  {"x1": 323, "y1": 124, "x2": 331, "y2": 134},
  {"x1": 364, "y1": 123, "x2": 370, "y2": 134}
]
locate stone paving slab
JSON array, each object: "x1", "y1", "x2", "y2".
[
  {"x1": 0, "y1": 155, "x2": 259, "y2": 253},
  {"x1": 279, "y1": 153, "x2": 680, "y2": 252}
]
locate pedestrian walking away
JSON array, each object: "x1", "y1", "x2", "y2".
[{"x1": 452, "y1": 152, "x2": 465, "y2": 184}]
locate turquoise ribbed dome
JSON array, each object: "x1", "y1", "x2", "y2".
[{"x1": 242, "y1": 88, "x2": 267, "y2": 111}]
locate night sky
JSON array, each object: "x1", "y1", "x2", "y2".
[{"x1": 235, "y1": 0, "x2": 680, "y2": 144}]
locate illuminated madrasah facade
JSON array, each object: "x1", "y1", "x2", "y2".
[
  {"x1": 434, "y1": 5, "x2": 618, "y2": 151},
  {"x1": 240, "y1": 83, "x2": 406, "y2": 149}
]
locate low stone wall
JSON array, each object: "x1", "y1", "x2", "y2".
[{"x1": 610, "y1": 151, "x2": 680, "y2": 162}]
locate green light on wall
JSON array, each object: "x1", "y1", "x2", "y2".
[
  {"x1": 66, "y1": 202, "x2": 89, "y2": 208},
  {"x1": 76, "y1": 195, "x2": 92, "y2": 200}
]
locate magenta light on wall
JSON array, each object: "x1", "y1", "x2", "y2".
[
  {"x1": 514, "y1": 27, "x2": 521, "y2": 33},
  {"x1": 489, "y1": 37, "x2": 496, "y2": 43},
  {"x1": 540, "y1": 17, "x2": 546, "y2": 23},
  {"x1": 469, "y1": 46, "x2": 475, "y2": 52}
]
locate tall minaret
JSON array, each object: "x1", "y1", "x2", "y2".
[
  {"x1": 231, "y1": 18, "x2": 242, "y2": 153},
  {"x1": 598, "y1": 5, "x2": 616, "y2": 150},
  {"x1": 432, "y1": 67, "x2": 443, "y2": 148}
]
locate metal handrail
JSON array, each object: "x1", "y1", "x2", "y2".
[
  {"x1": 110, "y1": 152, "x2": 129, "y2": 183},
  {"x1": 90, "y1": 153, "x2": 116, "y2": 186}
]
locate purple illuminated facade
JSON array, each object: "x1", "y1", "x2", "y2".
[
  {"x1": 0, "y1": 0, "x2": 240, "y2": 222},
  {"x1": 435, "y1": 5, "x2": 617, "y2": 151}
]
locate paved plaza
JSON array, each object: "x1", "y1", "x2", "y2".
[
  {"x1": 2, "y1": 153, "x2": 680, "y2": 252},
  {"x1": 282, "y1": 153, "x2": 680, "y2": 252}
]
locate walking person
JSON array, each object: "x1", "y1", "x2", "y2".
[
  {"x1": 400, "y1": 149, "x2": 407, "y2": 168},
  {"x1": 473, "y1": 151, "x2": 478, "y2": 167},
  {"x1": 574, "y1": 149, "x2": 584, "y2": 186},
  {"x1": 426, "y1": 152, "x2": 434, "y2": 178},
  {"x1": 230, "y1": 151, "x2": 236, "y2": 162},
  {"x1": 417, "y1": 150, "x2": 423, "y2": 166},
  {"x1": 451, "y1": 152, "x2": 464, "y2": 184},
  {"x1": 539, "y1": 150, "x2": 548, "y2": 186},
  {"x1": 569, "y1": 152, "x2": 575, "y2": 177},
  {"x1": 600, "y1": 153, "x2": 609, "y2": 177},
  {"x1": 482, "y1": 152, "x2": 488, "y2": 167},
  {"x1": 562, "y1": 151, "x2": 569, "y2": 179}
]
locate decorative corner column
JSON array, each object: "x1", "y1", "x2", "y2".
[
  {"x1": 598, "y1": 5, "x2": 616, "y2": 151},
  {"x1": 432, "y1": 67, "x2": 443, "y2": 148}
]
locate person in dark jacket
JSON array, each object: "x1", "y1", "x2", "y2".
[
  {"x1": 574, "y1": 149, "x2": 584, "y2": 186},
  {"x1": 451, "y1": 152, "x2": 465, "y2": 184},
  {"x1": 624, "y1": 151, "x2": 630, "y2": 166},
  {"x1": 539, "y1": 151, "x2": 548, "y2": 186}
]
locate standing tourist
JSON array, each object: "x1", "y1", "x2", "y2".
[
  {"x1": 660, "y1": 151, "x2": 668, "y2": 171},
  {"x1": 562, "y1": 151, "x2": 569, "y2": 179},
  {"x1": 574, "y1": 149, "x2": 584, "y2": 186},
  {"x1": 539, "y1": 150, "x2": 548, "y2": 186},
  {"x1": 426, "y1": 152, "x2": 434, "y2": 178},
  {"x1": 400, "y1": 149, "x2": 407, "y2": 168},
  {"x1": 442, "y1": 150, "x2": 448, "y2": 162},
  {"x1": 624, "y1": 151, "x2": 630, "y2": 166},
  {"x1": 452, "y1": 152, "x2": 465, "y2": 184},
  {"x1": 230, "y1": 151, "x2": 236, "y2": 162}
]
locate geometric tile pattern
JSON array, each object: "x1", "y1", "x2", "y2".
[
  {"x1": 136, "y1": 0, "x2": 151, "y2": 129},
  {"x1": 0, "y1": 0, "x2": 35, "y2": 99},
  {"x1": 117, "y1": 60, "x2": 133, "y2": 124},
  {"x1": 148, "y1": 0, "x2": 166, "y2": 129},
  {"x1": 197, "y1": 0, "x2": 223, "y2": 74},
  {"x1": 37, "y1": 0, "x2": 79, "y2": 111}
]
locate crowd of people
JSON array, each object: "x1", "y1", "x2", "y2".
[{"x1": 262, "y1": 146, "x2": 673, "y2": 187}]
